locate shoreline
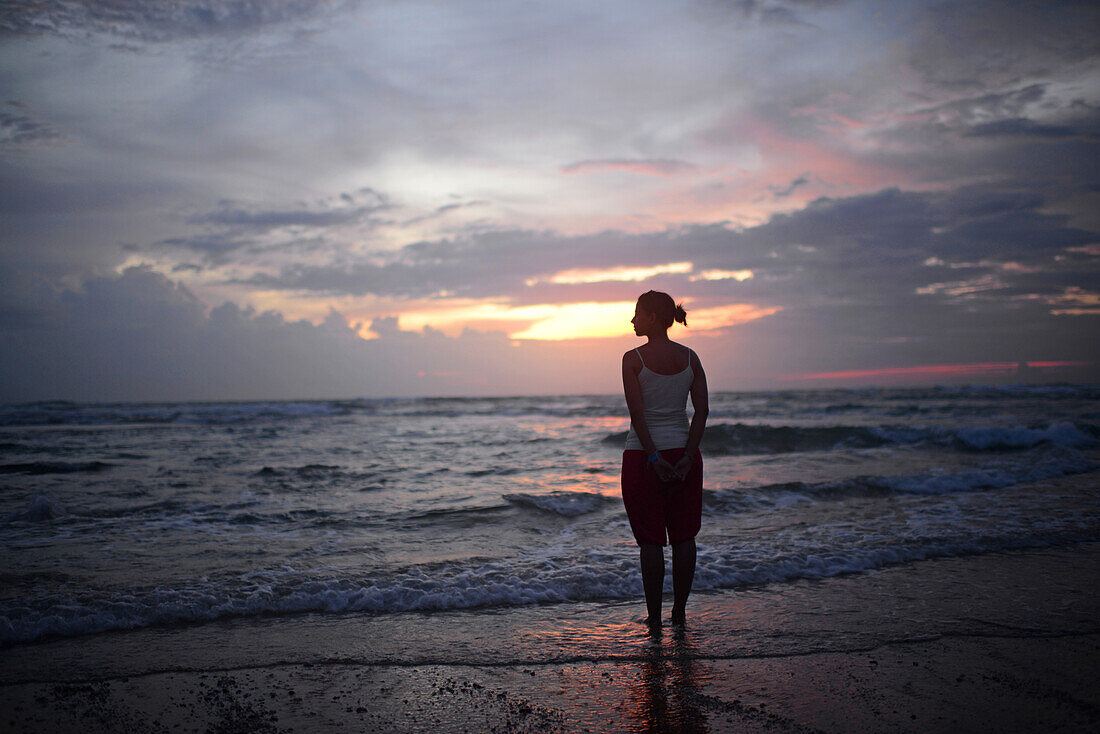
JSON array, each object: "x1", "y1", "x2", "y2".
[
  {"x1": 5, "y1": 632, "x2": 1098, "y2": 732},
  {"x1": 4, "y1": 542, "x2": 1100, "y2": 732}
]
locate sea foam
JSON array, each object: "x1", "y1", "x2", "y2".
[{"x1": 5, "y1": 517, "x2": 1099, "y2": 646}]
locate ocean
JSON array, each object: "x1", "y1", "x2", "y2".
[{"x1": 2, "y1": 386, "x2": 1098, "y2": 650}]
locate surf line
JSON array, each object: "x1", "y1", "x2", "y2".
[{"x1": 7, "y1": 628, "x2": 1100, "y2": 687}]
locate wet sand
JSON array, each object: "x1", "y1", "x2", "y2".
[{"x1": 3, "y1": 543, "x2": 1099, "y2": 733}]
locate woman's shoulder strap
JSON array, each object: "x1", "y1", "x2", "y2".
[{"x1": 633, "y1": 347, "x2": 646, "y2": 368}]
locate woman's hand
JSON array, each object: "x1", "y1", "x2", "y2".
[
  {"x1": 652, "y1": 456, "x2": 677, "y2": 483},
  {"x1": 671, "y1": 454, "x2": 693, "y2": 481},
  {"x1": 651, "y1": 454, "x2": 693, "y2": 483}
]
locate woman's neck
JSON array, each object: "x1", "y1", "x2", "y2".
[{"x1": 645, "y1": 331, "x2": 671, "y2": 345}]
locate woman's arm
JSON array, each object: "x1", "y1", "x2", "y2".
[
  {"x1": 623, "y1": 351, "x2": 676, "y2": 481},
  {"x1": 673, "y1": 350, "x2": 709, "y2": 479},
  {"x1": 684, "y1": 350, "x2": 709, "y2": 456}
]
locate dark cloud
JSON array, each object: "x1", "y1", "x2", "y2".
[
  {"x1": 154, "y1": 189, "x2": 389, "y2": 260},
  {"x1": 2, "y1": 209, "x2": 1096, "y2": 401},
  {"x1": 718, "y1": 295, "x2": 1099, "y2": 385},
  {"x1": 0, "y1": 169, "x2": 175, "y2": 216},
  {"x1": 21, "y1": 261, "x2": 1086, "y2": 404},
  {"x1": 697, "y1": 0, "x2": 833, "y2": 27},
  {"x1": 906, "y1": 1, "x2": 1100, "y2": 89},
  {"x1": 226, "y1": 184, "x2": 1100, "y2": 333},
  {"x1": 0, "y1": 0, "x2": 352, "y2": 42},
  {"x1": 235, "y1": 252, "x2": 510, "y2": 298},
  {"x1": 723, "y1": 186, "x2": 1098, "y2": 307},
  {"x1": 917, "y1": 84, "x2": 1049, "y2": 125},
  {"x1": 0, "y1": 104, "x2": 61, "y2": 148},
  {"x1": 194, "y1": 205, "x2": 375, "y2": 230},
  {"x1": 964, "y1": 118, "x2": 1094, "y2": 140},
  {"x1": 368, "y1": 315, "x2": 403, "y2": 338},
  {"x1": 0, "y1": 267, "x2": 625, "y2": 401},
  {"x1": 865, "y1": 95, "x2": 1100, "y2": 229},
  {"x1": 906, "y1": 84, "x2": 1099, "y2": 142},
  {"x1": 436, "y1": 201, "x2": 484, "y2": 214},
  {"x1": 0, "y1": 266, "x2": 369, "y2": 401},
  {"x1": 0, "y1": 159, "x2": 189, "y2": 276},
  {"x1": 769, "y1": 174, "x2": 810, "y2": 198},
  {"x1": 231, "y1": 227, "x2": 693, "y2": 298},
  {"x1": 192, "y1": 188, "x2": 388, "y2": 230},
  {"x1": 400, "y1": 200, "x2": 489, "y2": 227},
  {"x1": 157, "y1": 232, "x2": 256, "y2": 257}
]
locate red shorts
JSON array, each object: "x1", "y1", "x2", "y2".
[{"x1": 621, "y1": 448, "x2": 703, "y2": 546}]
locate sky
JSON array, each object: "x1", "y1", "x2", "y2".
[{"x1": 1, "y1": 0, "x2": 1098, "y2": 401}]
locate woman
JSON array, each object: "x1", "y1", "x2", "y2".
[{"x1": 621, "y1": 290, "x2": 708, "y2": 630}]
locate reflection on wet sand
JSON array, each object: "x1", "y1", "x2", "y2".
[{"x1": 626, "y1": 628, "x2": 709, "y2": 733}]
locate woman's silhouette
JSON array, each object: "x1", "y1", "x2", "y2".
[{"x1": 621, "y1": 290, "x2": 708, "y2": 630}]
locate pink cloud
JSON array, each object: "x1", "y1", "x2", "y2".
[{"x1": 641, "y1": 113, "x2": 918, "y2": 226}]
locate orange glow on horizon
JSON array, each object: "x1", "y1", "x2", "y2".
[
  {"x1": 238, "y1": 281, "x2": 781, "y2": 343},
  {"x1": 363, "y1": 298, "x2": 780, "y2": 342},
  {"x1": 510, "y1": 301, "x2": 637, "y2": 340},
  {"x1": 511, "y1": 301, "x2": 779, "y2": 340}
]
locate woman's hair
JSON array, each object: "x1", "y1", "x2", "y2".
[{"x1": 637, "y1": 290, "x2": 688, "y2": 328}]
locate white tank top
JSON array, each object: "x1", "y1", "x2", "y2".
[{"x1": 624, "y1": 347, "x2": 694, "y2": 451}]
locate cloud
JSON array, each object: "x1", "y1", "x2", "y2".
[
  {"x1": 2, "y1": 240, "x2": 1097, "y2": 402},
  {"x1": 1, "y1": 0, "x2": 1097, "y2": 398},
  {"x1": 157, "y1": 232, "x2": 257, "y2": 257},
  {"x1": 229, "y1": 184, "x2": 1098, "y2": 315},
  {"x1": 0, "y1": 103, "x2": 61, "y2": 149},
  {"x1": 900, "y1": 84, "x2": 1099, "y2": 142},
  {"x1": 561, "y1": 158, "x2": 701, "y2": 177},
  {"x1": 768, "y1": 174, "x2": 809, "y2": 198},
  {"x1": 917, "y1": 84, "x2": 1049, "y2": 126},
  {"x1": 857, "y1": 89, "x2": 1100, "y2": 227},
  {"x1": 696, "y1": 0, "x2": 834, "y2": 27},
  {"x1": 0, "y1": 0, "x2": 350, "y2": 42},
  {"x1": 152, "y1": 189, "x2": 390, "y2": 260},
  {"x1": 193, "y1": 203, "x2": 383, "y2": 230},
  {"x1": 401, "y1": 200, "x2": 489, "y2": 227},
  {"x1": 230, "y1": 227, "x2": 689, "y2": 298},
  {"x1": 904, "y1": 1, "x2": 1100, "y2": 90},
  {"x1": 0, "y1": 266, "x2": 628, "y2": 401},
  {"x1": 203, "y1": 180, "x2": 1100, "y2": 388},
  {"x1": 963, "y1": 118, "x2": 1094, "y2": 140}
]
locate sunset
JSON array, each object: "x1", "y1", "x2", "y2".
[
  {"x1": 2, "y1": 0, "x2": 1097, "y2": 400},
  {"x1": 2, "y1": 2, "x2": 1099, "y2": 732}
]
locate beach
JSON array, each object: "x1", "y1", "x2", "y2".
[
  {"x1": 4, "y1": 0, "x2": 1100, "y2": 727},
  {"x1": 4, "y1": 542, "x2": 1098, "y2": 732},
  {"x1": 2, "y1": 389, "x2": 1098, "y2": 731}
]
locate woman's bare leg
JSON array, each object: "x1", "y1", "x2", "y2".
[
  {"x1": 670, "y1": 538, "x2": 696, "y2": 625},
  {"x1": 639, "y1": 544, "x2": 664, "y2": 629}
]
